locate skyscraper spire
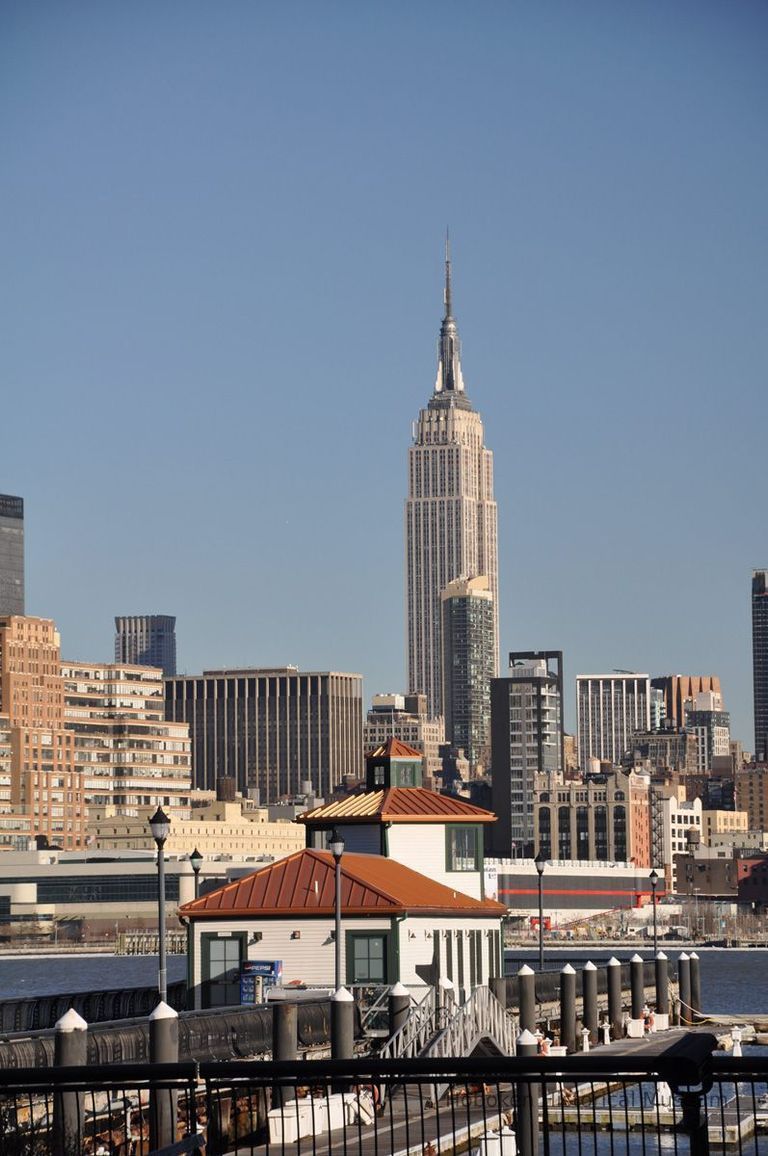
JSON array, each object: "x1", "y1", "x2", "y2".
[
  {"x1": 444, "y1": 228, "x2": 453, "y2": 318},
  {"x1": 435, "y1": 233, "x2": 464, "y2": 394}
]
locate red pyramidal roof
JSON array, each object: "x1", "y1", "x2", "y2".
[
  {"x1": 179, "y1": 849, "x2": 505, "y2": 919},
  {"x1": 366, "y1": 737, "x2": 424, "y2": 759},
  {"x1": 299, "y1": 787, "x2": 495, "y2": 825}
]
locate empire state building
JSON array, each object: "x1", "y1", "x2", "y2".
[{"x1": 405, "y1": 246, "x2": 499, "y2": 720}]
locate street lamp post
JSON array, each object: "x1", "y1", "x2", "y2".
[
  {"x1": 149, "y1": 807, "x2": 171, "y2": 1005},
  {"x1": 190, "y1": 847, "x2": 203, "y2": 900},
  {"x1": 534, "y1": 850, "x2": 546, "y2": 972},
  {"x1": 329, "y1": 829, "x2": 345, "y2": 990},
  {"x1": 649, "y1": 869, "x2": 659, "y2": 956}
]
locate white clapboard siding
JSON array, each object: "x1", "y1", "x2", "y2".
[
  {"x1": 190, "y1": 915, "x2": 391, "y2": 992},
  {"x1": 388, "y1": 825, "x2": 482, "y2": 898}
]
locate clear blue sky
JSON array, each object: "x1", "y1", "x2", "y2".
[{"x1": 2, "y1": 2, "x2": 766, "y2": 744}]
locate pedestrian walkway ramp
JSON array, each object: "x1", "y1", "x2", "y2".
[{"x1": 377, "y1": 984, "x2": 517, "y2": 1093}]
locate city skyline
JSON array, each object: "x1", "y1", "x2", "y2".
[{"x1": 3, "y1": 3, "x2": 766, "y2": 745}]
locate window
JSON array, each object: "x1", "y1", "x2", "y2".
[
  {"x1": 347, "y1": 932, "x2": 388, "y2": 984},
  {"x1": 446, "y1": 825, "x2": 480, "y2": 871}
]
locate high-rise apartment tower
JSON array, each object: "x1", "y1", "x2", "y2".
[
  {"x1": 489, "y1": 652, "x2": 563, "y2": 857},
  {"x1": 405, "y1": 243, "x2": 499, "y2": 716},
  {"x1": 441, "y1": 576, "x2": 495, "y2": 773},
  {"x1": 115, "y1": 615, "x2": 177, "y2": 677},
  {"x1": 753, "y1": 571, "x2": 768, "y2": 761},
  {"x1": 0, "y1": 495, "x2": 24, "y2": 616}
]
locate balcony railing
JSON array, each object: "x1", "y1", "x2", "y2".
[{"x1": 0, "y1": 1032, "x2": 762, "y2": 1156}]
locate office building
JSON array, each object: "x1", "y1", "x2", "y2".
[
  {"x1": 684, "y1": 691, "x2": 730, "y2": 774},
  {"x1": 440, "y1": 576, "x2": 495, "y2": 773},
  {"x1": 0, "y1": 495, "x2": 24, "y2": 617},
  {"x1": 735, "y1": 763, "x2": 768, "y2": 833},
  {"x1": 534, "y1": 768, "x2": 651, "y2": 866},
  {"x1": 363, "y1": 694, "x2": 445, "y2": 782},
  {"x1": 0, "y1": 616, "x2": 84, "y2": 849},
  {"x1": 651, "y1": 674, "x2": 721, "y2": 730},
  {"x1": 165, "y1": 667, "x2": 363, "y2": 800},
  {"x1": 114, "y1": 615, "x2": 177, "y2": 677},
  {"x1": 576, "y1": 673, "x2": 650, "y2": 769},
  {"x1": 753, "y1": 571, "x2": 768, "y2": 760},
  {"x1": 62, "y1": 662, "x2": 192, "y2": 822},
  {"x1": 625, "y1": 725, "x2": 699, "y2": 774},
  {"x1": 405, "y1": 243, "x2": 499, "y2": 716},
  {"x1": 89, "y1": 791, "x2": 304, "y2": 857},
  {"x1": 490, "y1": 652, "x2": 563, "y2": 857}
]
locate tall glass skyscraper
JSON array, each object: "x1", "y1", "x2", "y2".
[
  {"x1": 405, "y1": 244, "x2": 499, "y2": 718},
  {"x1": 114, "y1": 615, "x2": 177, "y2": 677},
  {"x1": 753, "y1": 570, "x2": 768, "y2": 761},
  {"x1": 0, "y1": 494, "x2": 24, "y2": 616}
]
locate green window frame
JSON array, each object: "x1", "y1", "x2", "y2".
[
  {"x1": 346, "y1": 931, "x2": 390, "y2": 984},
  {"x1": 446, "y1": 825, "x2": 481, "y2": 872}
]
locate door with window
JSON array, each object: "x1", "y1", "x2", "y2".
[{"x1": 201, "y1": 933, "x2": 247, "y2": 1007}]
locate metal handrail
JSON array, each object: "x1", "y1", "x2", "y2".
[
  {"x1": 377, "y1": 986, "x2": 436, "y2": 1060},
  {"x1": 425, "y1": 985, "x2": 518, "y2": 1060}
]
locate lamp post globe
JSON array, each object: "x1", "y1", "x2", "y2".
[{"x1": 190, "y1": 847, "x2": 203, "y2": 900}]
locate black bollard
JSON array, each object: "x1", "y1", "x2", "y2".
[
  {"x1": 689, "y1": 952, "x2": 702, "y2": 1023},
  {"x1": 655, "y1": 951, "x2": 670, "y2": 1029},
  {"x1": 53, "y1": 1008, "x2": 88, "y2": 1156},
  {"x1": 149, "y1": 1001, "x2": 179, "y2": 1154},
  {"x1": 271, "y1": 996, "x2": 298, "y2": 1110},
  {"x1": 559, "y1": 964, "x2": 576, "y2": 1054},
  {"x1": 331, "y1": 986, "x2": 354, "y2": 1060},
  {"x1": 518, "y1": 964, "x2": 537, "y2": 1034},
  {"x1": 630, "y1": 953, "x2": 645, "y2": 1023},
  {"x1": 272, "y1": 999, "x2": 298, "y2": 1061},
  {"x1": 490, "y1": 976, "x2": 508, "y2": 1008},
  {"x1": 678, "y1": 953, "x2": 692, "y2": 1026},
  {"x1": 515, "y1": 1029, "x2": 540, "y2": 1156},
  {"x1": 388, "y1": 981, "x2": 411, "y2": 1038},
  {"x1": 607, "y1": 957, "x2": 623, "y2": 1040},
  {"x1": 582, "y1": 961, "x2": 598, "y2": 1046}
]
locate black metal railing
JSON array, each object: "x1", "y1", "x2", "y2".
[{"x1": 0, "y1": 1035, "x2": 765, "y2": 1156}]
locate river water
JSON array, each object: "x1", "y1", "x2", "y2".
[
  {"x1": 0, "y1": 953, "x2": 188, "y2": 1001},
  {"x1": 505, "y1": 947, "x2": 768, "y2": 1016},
  {"x1": 0, "y1": 947, "x2": 764, "y2": 1017}
]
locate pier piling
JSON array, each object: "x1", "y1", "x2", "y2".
[
  {"x1": 518, "y1": 965, "x2": 536, "y2": 1034},
  {"x1": 52, "y1": 1008, "x2": 87, "y2": 1156},
  {"x1": 388, "y1": 982, "x2": 411, "y2": 1038},
  {"x1": 515, "y1": 1029, "x2": 540, "y2": 1156},
  {"x1": 678, "y1": 954, "x2": 692, "y2": 1026},
  {"x1": 582, "y1": 961, "x2": 598, "y2": 1046},
  {"x1": 607, "y1": 957, "x2": 622, "y2": 1039},
  {"x1": 689, "y1": 952, "x2": 702, "y2": 1023},
  {"x1": 149, "y1": 1001, "x2": 179, "y2": 1153},
  {"x1": 655, "y1": 951, "x2": 670, "y2": 1029},
  {"x1": 560, "y1": 964, "x2": 576, "y2": 1053}
]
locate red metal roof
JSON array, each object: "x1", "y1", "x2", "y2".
[
  {"x1": 299, "y1": 787, "x2": 495, "y2": 825},
  {"x1": 179, "y1": 849, "x2": 505, "y2": 919},
  {"x1": 366, "y1": 737, "x2": 424, "y2": 759}
]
